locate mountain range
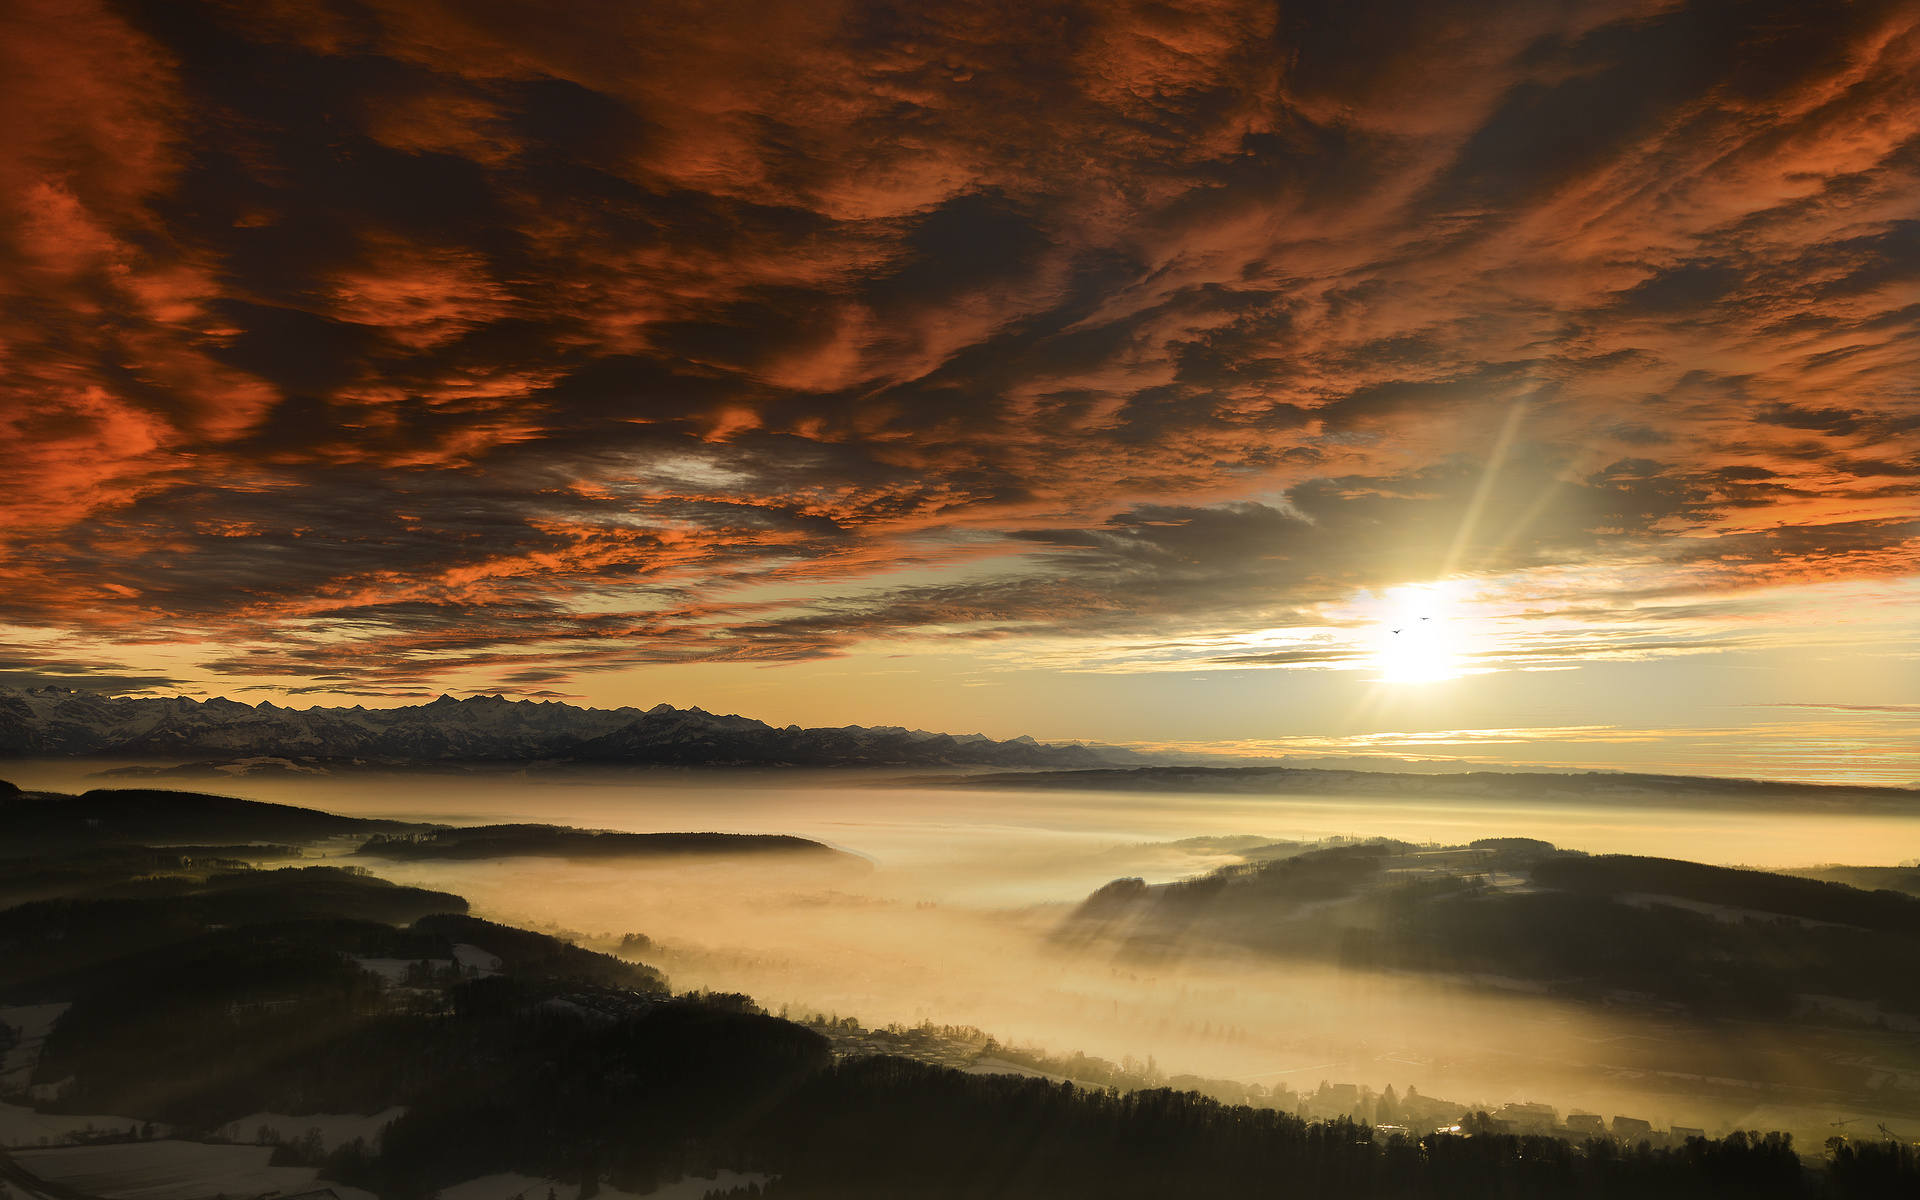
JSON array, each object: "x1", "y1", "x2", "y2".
[{"x1": 0, "y1": 686, "x2": 1136, "y2": 770}]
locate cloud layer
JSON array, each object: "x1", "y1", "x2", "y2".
[{"x1": 3, "y1": 0, "x2": 1916, "y2": 692}]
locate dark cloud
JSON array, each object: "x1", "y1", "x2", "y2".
[
  {"x1": 0, "y1": 674, "x2": 184, "y2": 694},
  {"x1": 0, "y1": 648, "x2": 186, "y2": 694},
  {"x1": 1, "y1": 0, "x2": 1916, "y2": 688}
]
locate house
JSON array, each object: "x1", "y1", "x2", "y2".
[
  {"x1": 1493, "y1": 1102, "x2": 1556, "y2": 1133},
  {"x1": 1611, "y1": 1116, "x2": 1653, "y2": 1142}
]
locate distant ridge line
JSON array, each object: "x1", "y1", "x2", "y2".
[{"x1": 937, "y1": 764, "x2": 1920, "y2": 802}]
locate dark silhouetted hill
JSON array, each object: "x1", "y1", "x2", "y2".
[
  {"x1": 0, "y1": 866, "x2": 471, "y2": 1004},
  {"x1": 1779, "y1": 864, "x2": 1920, "y2": 898},
  {"x1": 1059, "y1": 844, "x2": 1920, "y2": 1020},
  {"x1": 1, "y1": 784, "x2": 423, "y2": 851},
  {"x1": 359, "y1": 824, "x2": 866, "y2": 866},
  {"x1": 950, "y1": 765, "x2": 1920, "y2": 809},
  {"x1": 1532, "y1": 855, "x2": 1920, "y2": 935}
]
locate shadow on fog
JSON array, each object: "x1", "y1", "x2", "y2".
[{"x1": 12, "y1": 760, "x2": 1920, "y2": 1146}]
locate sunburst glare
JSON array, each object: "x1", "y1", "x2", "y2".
[{"x1": 1368, "y1": 583, "x2": 1468, "y2": 683}]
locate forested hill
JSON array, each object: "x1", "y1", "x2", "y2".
[
  {"x1": 1, "y1": 784, "x2": 859, "y2": 873},
  {"x1": 0, "y1": 780, "x2": 424, "y2": 853},
  {"x1": 1060, "y1": 841, "x2": 1920, "y2": 1022},
  {"x1": 358, "y1": 825, "x2": 868, "y2": 867}
]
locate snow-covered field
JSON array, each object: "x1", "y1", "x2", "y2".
[
  {"x1": 0, "y1": 1102, "x2": 170, "y2": 1149},
  {"x1": 7, "y1": 1115, "x2": 753, "y2": 1200},
  {"x1": 439, "y1": 1170, "x2": 770, "y2": 1200},
  {"x1": 217, "y1": 1107, "x2": 407, "y2": 1150},
  {"x1": 962, "y1": 1056, "x2": 1071, "y2": 1083},
  {"x1": 452, "y1": 944, "x2": 503, "y2": 973},
  {"x1": 9, "y1": 1140, "x2": 378, "y2": 1200}
]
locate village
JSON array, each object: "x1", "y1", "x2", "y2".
[{"x1": 795, "y1": 1014, "x2": 1717, "y2": 1148}]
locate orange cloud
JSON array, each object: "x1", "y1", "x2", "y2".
[{"x1": 0, "y1": 0, "x2": 1914, "y2": 692}]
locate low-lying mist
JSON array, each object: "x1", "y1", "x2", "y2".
[
  {"x1": 358, "y1": 843, "x2": 1903, "y2": 1146},
  {"x1": 13, "y1": 760, "x2": 1920, "y2": 1145}
]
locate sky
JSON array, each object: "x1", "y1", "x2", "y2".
[{"x1": 2, "y1": 0, "x2": 1916, "y2": 780}]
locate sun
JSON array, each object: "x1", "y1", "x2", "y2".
[{"x1": 1369, "y1": 583, "x2": 1466, "y2": 683}]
